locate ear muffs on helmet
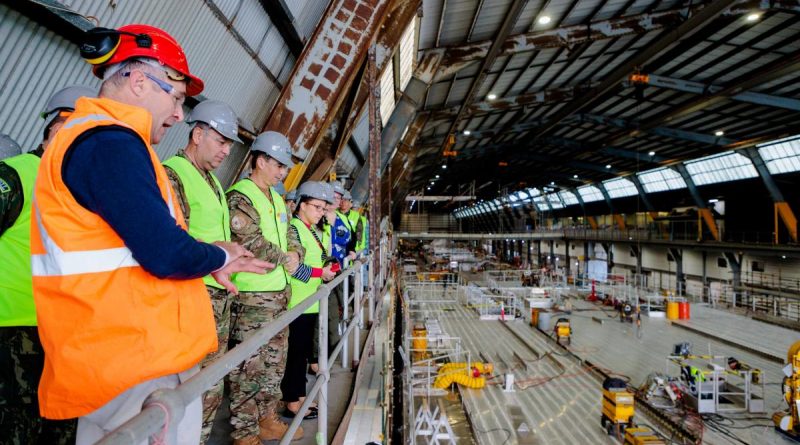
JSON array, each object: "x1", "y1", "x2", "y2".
[{"x1": 80, "y1": 27, "x2": 152, "y2": 66}]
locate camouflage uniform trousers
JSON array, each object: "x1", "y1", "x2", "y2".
[
  {"x1": 228, "y1": 286, "x2": 290, "y2": 440},
  {"x1": 199, "y1": 285, "x2": 232, "y2": 445},
  {"x1": 0, "y1": 326, "x2": 77, "y2": 445}
]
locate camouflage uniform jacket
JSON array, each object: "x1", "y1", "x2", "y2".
[
  {"x1": 227, "y1": 185, "x2": 305, "y2": 267},
  {"x1": 163, "y1": 149, "x2": 223, "y2": 228}
]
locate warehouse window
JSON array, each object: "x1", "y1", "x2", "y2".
[
  {"x1": 685, "y1": 152, "x2": 758, "y2": 185},
  {"x1": 398, "y1": 18, "x2": 416, "y2": 92},
  {"x1": 758, "y1": 135, "x2": 800, "y2": 174},
  {"x1": 602, "y1": 177, "x2": 638, "y2": 198},
  {"x1": 637, "y1": 167, "x2": 687, "y2": 193},
  {"x1": 577, "y1": 185, "x2": 604, "y2": 203},
  {"x1": 379, "y1": 60, "x2": 396, "y2": 126},
  {"x1": 547, "y1": 193, "x2": 564, "y2": 209},
  {"x1": 559, "y1": 190, "x2": 579, "y2": 205}
]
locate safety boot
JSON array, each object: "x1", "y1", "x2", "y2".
[
  {"x1": 232, "y1": 436, "x2": 262, "y2": 445},
  {"x1": 259, "y1": 412, "x2": 304, "y2": 441}
]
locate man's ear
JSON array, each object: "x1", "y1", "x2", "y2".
[
  {"x1": 191, "y1": 126, "x2": 203, "y2": 145},
  {"x1": 128, "y1": 69, "x2": 148, "y2": 97}
]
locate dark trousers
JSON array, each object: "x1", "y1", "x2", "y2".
[
  {"x1": 0, "y1": 326, "x2": 77, "y2": 445},
  {"x1": 281, "y1": 313, "x2": 318, "y2": 403}
]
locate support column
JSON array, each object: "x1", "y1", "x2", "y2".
[
  {"x1": 702, "y1": 251, "x2": 708, "y2": 301},
  {"x1": 602, "y1": 242, "x2": 614, "y2": 273},
  {"x1": 549, "y1": 241, "x2": 555, "y2": 267},
  {"x1": 723, "y1": 252, "x2": 743, "y2": 307},
  {"x1": 674, "y1": 164, "x2": 720, "y2": 241},
  {"x1": 537, "y1": 240, "x2": 543, "y2": 266},
  {"x1": 741, "y1": 147, "x2": 798, "y2": 243},
  {"x1": 669, "y1": 248, "x2": 684, "y2": 296},
  {"x1": 564, "y1": 239, "x2": 571, "y2": 274}
]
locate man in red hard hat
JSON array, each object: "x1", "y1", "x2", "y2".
[{"x1": 31, "y1": 24, "x2": 272, "y2": 445}]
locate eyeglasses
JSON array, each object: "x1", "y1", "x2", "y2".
[
  {"x1": 123, "y1": 70, "x2": 186, "y2": 107},
  {"x1": 306, "y1": 203, "x2": 326, "y2": 212}
]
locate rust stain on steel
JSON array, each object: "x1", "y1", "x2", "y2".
[
  {"x1": 367, "y1": 44, "x2": 380, "y2": 253},
  {"x1": 263, "y1": 0, "x2": 392, "y2": 161}
]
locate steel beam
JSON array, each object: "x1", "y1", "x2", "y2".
[
  {"x1": 628, "y1": 175, "x2": 656, "y2": 212},
  {"x1": 616, "y1": 50, "x2": 800, "y2": 145},
  {"x1": 578, "y1": 113, "x2": 737, "y2": 146},
  {"x1": 435, "y1": 0, "x2": 528, "y2": 157},
  {"x1": 427, "y1": 7, "x2": 702, "y2": 74},
  {"x1": 258, "y1": 0, "x2": 304, "y2": 57},
  {"x1": 624, "y1": 73, "x2": 800, "y2": 111},
  {"x1": 367, "y1": 44, "x2": 380, "y2": 255},
  {"x1": 405, "y1": 195, "x2": 476, "y2": 201},
  {"x1": 264, "y1": 0, "x2": 393, "y2": 190},
  {"x1": 427, "y1": 84, "x2": 597, "y2": 118},
  {"x1": 532, "y1": 0, "x2": 740, "y2": 139}
]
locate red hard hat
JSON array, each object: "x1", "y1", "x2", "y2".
[{"x1": 91, "y1": 24, "x2": 204, "y2": 96}]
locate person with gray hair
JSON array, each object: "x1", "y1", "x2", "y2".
[
  {"x1": 162, "y1": 99, "x2": 243, "y2": 444},
  {"x1": 0, "y1": 84, "x2": 94, "y2": 445},
  {"x1": 31, "y1": 24, "x2": 271, "y2": 445}
]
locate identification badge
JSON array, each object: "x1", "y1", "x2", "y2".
[{"x1": 280, "y1": 212, "x2": 288, "y2": 223}]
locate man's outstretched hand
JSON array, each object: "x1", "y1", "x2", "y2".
[{"x1": 212, "y1": 242, "x2": 275, "y2": 294}]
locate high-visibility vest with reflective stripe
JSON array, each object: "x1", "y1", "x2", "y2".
[
  {"x1": 228, "y1": 179, "x2": 289, "y2": 292},
  {"x1": 0, "y1": 153, "x2": 40, "y2": 326},
  {"x1": 288, "y1": 218, "x2": 323, "y2": 314},
  {"x1": 163, "y1": 155, "x2": 230, "y2": 289},
  {"x1": 30, "y1": 97, "x2": 216, "y2": 419},
  {"x1": 346, "y1": 209, "x2": 366, "y2": 253}
]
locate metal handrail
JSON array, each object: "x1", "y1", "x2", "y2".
[{"x1": 97, "y1": 246, "x2": 389, "y2": 445}]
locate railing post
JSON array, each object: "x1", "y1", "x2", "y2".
[
  {"x1": 342, "y1": 274, "x2": 350, "y2": 369},
  {"x1": 318, "y1": 286, "x2": 329, "y2": 444},
  {"x1": 369, "y1": 255, "x2": 375, "y2": 323},
  {"x1": 354, "y1": 264, "x2": 363, "y2": 366}
]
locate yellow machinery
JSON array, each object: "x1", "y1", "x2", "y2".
[
  {"x1": 773, "y1": 340, "x2": 800, "y2": 440},
  {"x1": 554, "y1": 317, "x2": 571, "y2": 345},
  {"x1": 623, "y1": 426, "x2": 666, "y2": 444},
  {"x1": 602, "y1": 377, "x2": 635, "y2": 436}
]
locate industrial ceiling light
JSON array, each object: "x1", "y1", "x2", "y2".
[
  {"x1": 427, "y1": 187, "x2": 431, "y2": 190},
  {"x1": 605, "y1": 164, "x2": 612, "y2": 169},
  {"x1": 573, "y1": 174, "x2": 578, "y2": 178},
  {"x1": 715, "y1": 130, "x2": 725, "y2": 136},
  {"x1": 435, "y1": 174, "x2": 440, "y2": 178},
  {"x1": 487, "y1": 93, "x2": 497, "y2": 100},
  {"x1": 648, "y1": 151, "x2": 656, "y2": 156},
  {"x1": 746, "y1": 12, "x2": 761, "y2": 21},
  {"x1": 538, "y1": 15, "x2": 551, "y2": 25},
  {"x1": 442, "y1": 164, "x2": 447, "y2": 169},
  {"x1": 463, "y1": 130, "x2": 471, "y2": 136},
  {"x1": 550, "y1": 181, "x2": 555, "y2": 185}
]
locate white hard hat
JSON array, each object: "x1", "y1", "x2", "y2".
[
  {"x1": 252, "y1": 131, "x2": 294, "y2": 167},
  {"x1": 0, "y1": 134, "x2": 21, "y2": 160},
  {"x1": 187, "y1": 100, "x2": 242, "y2": 143},
  {"x1": 41, "y1": 85, "x2": 96, "y2": 131},
  {"x1": 297, "y1": 181, "x2": 334, "y2": 204}
]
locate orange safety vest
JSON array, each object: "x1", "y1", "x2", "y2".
[{"x1": 31, "y1": 97, "x2": 216, "y2": 419}]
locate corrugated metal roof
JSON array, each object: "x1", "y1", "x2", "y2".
[{"x1": 0, "y1": 0, "x2": 336, "y2": 165}]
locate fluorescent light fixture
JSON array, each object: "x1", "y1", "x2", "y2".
[
  {"x1": 463, "y1": 130, "x2": 471, "y2": 136},
  {"x1": 605, "y1": 164, "x2": 612, "y2": 169},
  {"x1": 746, "y1": 12, "x2": 761, "y2": 21},
  {"x1": 435, "y1": 175, "x2": 440, "y2": 178},
  {"x1": 538, "y1": 15, "x2": 551, "y2": 25},
  {"x1": 442, "y1": 165, "x2": 447, "y2": 169},
  {"x1": 648, "y1": 151, "x2": 656, "y2": 156},
  {"x1": 487, "y1": 93, "x2": 497, "y2": 100},
  {"x1": 715, "y1": 130, "x2": 725, "y2": 136},
  {"x1": 573, "y1": 174, "x2": 578, "y2": 178}
]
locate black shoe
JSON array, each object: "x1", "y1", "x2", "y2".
[{"x1": 283, "y1": 407, "x2": 318, "y2": 420}]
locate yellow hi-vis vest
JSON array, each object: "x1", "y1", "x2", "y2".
[
  {"x1": 228, "y1": 179, "x2": 289, "y2": 292},
  {"x1": 0, "y1": 153, "x2": 40, "y2": 326},
  {"x1": 288, "y1": 218, "x2": 323, "y2": 314},
  {"x1": 163, "y1": 155, "x2": 230, "y2": 288}
]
